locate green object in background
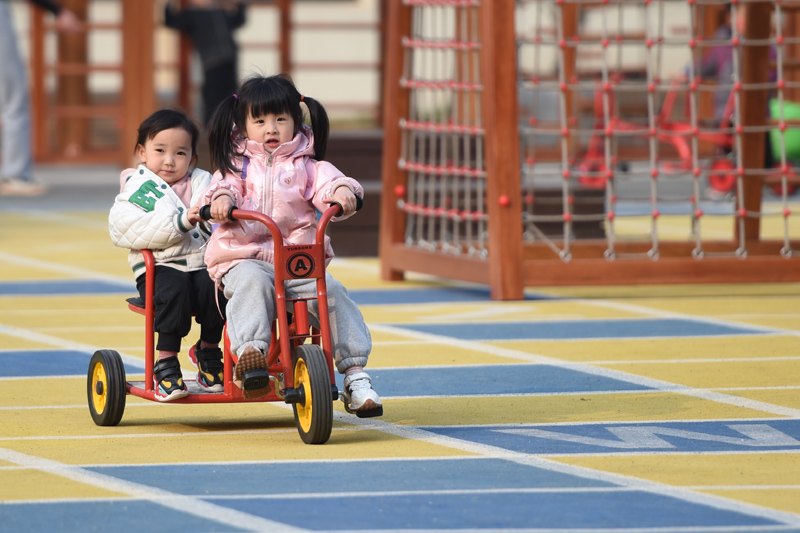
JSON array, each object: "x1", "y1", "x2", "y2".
[{"x1": 770, "y1": 98, "x2": 800, "y2": 162}]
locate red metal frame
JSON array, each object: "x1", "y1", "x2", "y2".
[{"x1": 124, "y1": 205, "x2": 341, "y2": 404}]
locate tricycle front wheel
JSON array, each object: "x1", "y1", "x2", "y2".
[
  {"x1": 87, "y1": 350, "x2": 126, "y2": 426},
  {"x1": 292, "y1": 344, "x2": 333, "y2": 444}
]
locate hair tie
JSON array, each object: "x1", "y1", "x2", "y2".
[
  {"x1": 300, "y1": 95, "x2": 304, "y2": 102},
  {"x1": 233, "y1": 94, "x2": 238, "y2": 100}
]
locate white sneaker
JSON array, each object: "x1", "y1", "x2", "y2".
[
  {"x1": 0, "y1": 177, "x2": 49, "y2": 197},
  {"x1": 343, "y1": 371, "x2": 383, "y2": 417}
]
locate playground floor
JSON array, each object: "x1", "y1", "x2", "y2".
[{"x1": 1, "y1": 169, "x2": 799, "y2": 532}]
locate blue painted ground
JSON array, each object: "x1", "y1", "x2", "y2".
[
  {"x1": 1, "y1": 490, "x2": 783, "y2": 532},
  {"x1": 3, "y1": 275, "x2": 799, "y2": 532},
  {"x1": 425, "y1": 419, "x2": 800, "y2": 454},
  {"x1": 0, "y1": 350, "x2": 145, "y2": 377},
  {"x1": 394, "y1": 318, "x2": 766, "y2": 340},
  {"x1": 333, "y1": 364, "x2": 652, "y2": 396},
  {"x1": 0, "y1": 501, "x2": 248, "y2": 533},
  {"x1": 1, "y1": 458, "x2": 782, "y2": 532},
  {"x1": 0, "y1": 280, "x2": 563, "y2": 304},
  {"x1": 0, "y1": 280, "x2": 132, "y2": 296},
  {"x1": 89, "y1": 458, "x2": 618, "y2": 494},
  {"x1": 207, "y1": 491, "x2": 781, "y2": 531},
  {"x1": 4, "y1": 354, "x2": 644, "y2": 397},
  {"x1": 349, "y1": 287, "x2": 559, "y2": 304}
]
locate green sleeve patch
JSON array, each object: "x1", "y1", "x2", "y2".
[{"x1": 129, "y1": 180, "x2": 165, "y2": 212}]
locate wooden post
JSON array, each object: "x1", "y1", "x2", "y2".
[
  {"x1": 122, "y1": 0, "x2": 155, "y2": 166},
  {"x1": 376, "y1": 0, "x2": 386, "y2": 127},
  {"x1": 279, "y1": 0, "x2": 292, "y2": 74},
  {"x1": 561, "y1": 2, "x2": 577, "y2": 161},
  {"x1": 738, "y1": 2, "x2": 772, "y2": 242},
  {"x1": 29, "y1": 8, "x2": 47, "y2": 161},
  {"x1": 177, "y1": 0, "x2": 192, "y2": 114},
  {"x1": 57, "y1": 0, "x2": 88, "y2": 159},
  {"x1": 480, "y1": 0, "x2": 524, "y2": 300},
  {"x1": 378, "y1": 0, "x2": 410, "y2": 282}
]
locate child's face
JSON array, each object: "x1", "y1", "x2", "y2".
[
  {"x1": 136, "y1": 127, "x2": 195, "y2": 184},
  {"x1": 244, "y1": 111, "x2": 295, "y2": 154}
]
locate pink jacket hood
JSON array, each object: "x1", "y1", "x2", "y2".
[{"x1": 200, "y1": 124, "x2": 363, "y2": 284}]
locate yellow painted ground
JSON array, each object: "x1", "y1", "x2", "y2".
[
  {"x1": 618, "y1": 296, "x2": 800, "y2": 330},
  {"x1": 595, "y1": 360, "x2": 800, "y2": 389},
  {"x1": 375, "y1": 393, "x2": 781, "y2": 426},
  {"x1": 1, "y1": 428, "x2": 472, "y2": 466},
  {"x1": 0, "y1": 470, "x2": 129, "y2": 501},
  {"x1": 537, "y1": 283, "x2": 800, "y2": 300},
  {"x1": 698, "y1": 488, "x2": 800, "y2": 515},
  {"x1": 2, "y1": 210, "x2": 799, "y2": 527},
  {"x1": 365, "y1": 341, "x2": 524, "y2": 367},
  {"x1": 491, "y1": 335, "x2": 800, "y2": 363},
  {"x1": 612, "y1": 209, "x2": 800, "y2": 241},
  {"x1": 552, "y1": 453, "x2": 800, "y2": 514},
  {"x1": 360, "y1": 299, "x2": 648, "y2": 324},
  {"x1": 713, "y1": 388, "x2": 800, "y2": 410}
]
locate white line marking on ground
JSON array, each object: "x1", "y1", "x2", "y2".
[
  {"x1": 0, "y1": 323, "x2": 142, "y2": 369},
  {"x1": 0, "y1": 250, "x2": 131, "y2": 285},
  {"x1": 4, "y1": 251, "x2": 800, "y2": 528},
  {"x1": 591, "y1": 356, "x2": 800, "y2": 365},
  {"x1": 421, "y1": 304, "x2": 542, "y2": 322},
  {"x1": 0, "y1": 447, "x2": 309, "y2": 533},
  {"x1": 330, "y1": 413, "x2": 800, "y2": 526},
  {"x1": 0, "y1": 427, "x2": 313, "y2": 441},
  {"x1": 577, "y1": 299, "x2": 800, "y2": 339},
  {"x1": 368, "y1": 324, "x2": 800, "y2": 418},
  {"x1": 688, "y1": 485, "x2": 800, "y2": 491},
  {"x1": 720, "y1": 314, "x2": 800, "y2": 319}
]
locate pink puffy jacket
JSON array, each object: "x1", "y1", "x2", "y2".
[{"x1": 200, "y1": 125, "x2": 363, "y2": 284}]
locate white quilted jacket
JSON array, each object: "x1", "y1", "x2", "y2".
[{"x1": 109, "y1": 165, "x2": 213, "y2": 280}]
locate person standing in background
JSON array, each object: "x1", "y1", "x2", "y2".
[
  {"x1": 164, "y1": 0, "x2": 246, "y2": 126},
  {"x1": 0, "y1": 0, "x2": 81, "y2": 196}
]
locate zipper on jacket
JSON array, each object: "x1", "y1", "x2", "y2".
[{"x1": 265, "y1": 153, "x2": 274, "y2": 217}]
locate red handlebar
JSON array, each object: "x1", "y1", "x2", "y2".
[{"x1": 199, "y1": 202, "x2": 346, "y2": 248}]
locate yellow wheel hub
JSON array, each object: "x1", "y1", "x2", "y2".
[
  {"x1": 91, "y1": 363, "x2": 107, "y2": 414},
  {"x1": 294, "y1": 358, "x2": 312, "y2": 431}
]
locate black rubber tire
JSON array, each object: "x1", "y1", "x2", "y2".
[
  {"x1": 291, "y1": 344, "x2": 333, "y2": 444},
  {"x1": 87, "y1": 349, "x2": 127, "y2": 426}
]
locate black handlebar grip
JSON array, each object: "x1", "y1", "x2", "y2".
[
  {"x1": 331, "y1": 196, "x2": 364, "y2": 218},
  {"x1": 199, "y1": 205, "x2": 236, "y2": 221}
]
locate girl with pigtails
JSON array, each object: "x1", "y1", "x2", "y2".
[{"x1": 200, "y1": 74, "x2": 382, "y2": 416}]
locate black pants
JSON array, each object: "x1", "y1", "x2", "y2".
[
  {"x1": 202, "y1": 62, "x2": 237, "y2": 125},
  {"x1": 136, "y1": 266, "x2": 227, "y2": 353}
]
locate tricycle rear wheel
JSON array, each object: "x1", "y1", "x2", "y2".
[
  {"x1": 87, "y1": 350, "x2": 126, "y2": 426},
  {"x1": 292, "y1": 344, "x2": 333, "y2": 444}
]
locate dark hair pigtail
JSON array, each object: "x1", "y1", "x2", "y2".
[
  {"x1": 207, "y1": 95, "x2": 240, "y2": 175},
  {"x1": 303, "y1": 96, "x2": 330, "y2": 161}
]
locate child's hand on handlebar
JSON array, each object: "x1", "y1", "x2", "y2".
[
  {"x1": 186, "y1": 204, "x2": 203, "y2": 224},
  {"x1": 210, "y1": 196, "x2": 235, "y2": 222},
  {"x1": 330, "y1": 186, "x2": 358, "y2": 217}
]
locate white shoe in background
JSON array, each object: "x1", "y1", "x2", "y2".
[{"x1": 0, "y1": 177, "x2": 49, "y2": 196}]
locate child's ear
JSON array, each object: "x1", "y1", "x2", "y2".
[{"x1": 135, "y1": 144, "x2": 147, "y2": 163}]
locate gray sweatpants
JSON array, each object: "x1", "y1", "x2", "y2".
[
  {"x1": 0, "y1": 4, "x2": 32, "y2": 181},
  {"x1": 221, "y1": 259, "x2": 371, "y2": 374}
]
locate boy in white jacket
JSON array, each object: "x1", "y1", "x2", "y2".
[{"x1": 109, "y1": 109, "x2": 227, "y2": 401}]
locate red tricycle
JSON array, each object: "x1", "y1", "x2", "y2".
[{"x1": 87, "y1": 202, "x2": 368, "y2": 445}]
